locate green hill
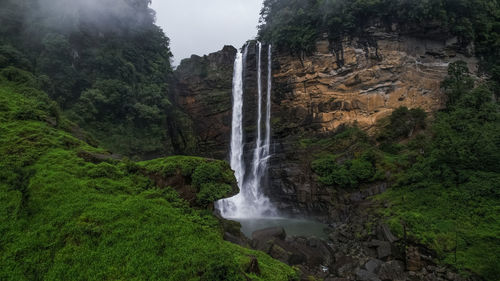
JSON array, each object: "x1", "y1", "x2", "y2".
[{"x1": 0, "y1": 80, "x2": 297, "y2": 280}]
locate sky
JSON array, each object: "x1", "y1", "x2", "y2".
[{"x1": 151, "y1": 0, "x2": 264, "y2": 66}]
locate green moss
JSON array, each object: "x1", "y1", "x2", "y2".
[{"x1": 0, "y1": 83, "x2": 297, "y2": 281}]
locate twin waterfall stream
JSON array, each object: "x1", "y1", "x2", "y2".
[{"x1": 216, "y1": 42, "x2": 277, "y2": 219}]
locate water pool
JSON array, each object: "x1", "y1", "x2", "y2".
[{"x1": 233, "y1": 217, "x2": 330, "y2": 239}]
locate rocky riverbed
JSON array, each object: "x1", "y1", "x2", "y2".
[{"x1": 220, "y1": 194, "x2": 481, "y2": 281}]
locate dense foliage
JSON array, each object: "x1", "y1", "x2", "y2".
[
  {"x1": 308, "y1": 61, "x2": 499, "y2": 280},
  {"x1": 0, "y1": 78, "x2": 298, "y2": 280},
  {"x1": 0, "y1": 0, "x2": 192, "y2": 158},
  {"x1": 381, "y1": 62, "x2": 500, "y2": 280},
  {"x1": 258, "y1": 0, "x2": 500, "y2": 71}
]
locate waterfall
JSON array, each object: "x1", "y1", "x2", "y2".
[
  {"x1": 216, "y1": 43, "x2": 276, "y2": 219},
  {"x1": 249, "y1": 42, "x2": 264, "y2": 201},
  {"x1": 229, "y1": 47, "x2": 246, "y2": 189},
  {"x1": 264, "y1": 44, "x2": 272, "y2": 158}
]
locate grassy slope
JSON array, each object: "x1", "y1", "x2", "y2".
[
  {"x1": 303, "y1": 125, "x2": 499, "y2": 280},
  {"x1": 0, "y1": 83, "x2": 297, "y2": 281},
  {"x1": 379, "y1": 177, "x2": 500, "y2": 280}
]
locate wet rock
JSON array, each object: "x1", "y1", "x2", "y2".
[
  {"x1": 269, "y1": 244, "x2": 291, "y2": 263},
  {"x1": 364, "y1": 259, "x2": 383, "y2": 273},
  {"x1": 378, "y1": 260, "x2": 406, "y2": 281},
  {"x1": 251, "y1": 227, "x2": 287, "y2": 241},
  {"x1": 355, "y1": 269, "x2": 381, "y2": 281},
  {"x1": 334, "y1": 255, "x2": 357, "y2": 277},
  {"x1": 368, "y1": 240, "x2": 392, "y2": 259},
  {"x1": 251, "y1": 227, "x2": 286, "y2": 252}
]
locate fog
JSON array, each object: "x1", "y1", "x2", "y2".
[
  {"x1": 32, "y1": 0, "x2": 153, "y2": 31},
  {"x1": 151, "y1": 0, "x2": 264, "y2": 65}
]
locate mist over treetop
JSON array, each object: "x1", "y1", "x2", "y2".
[{"x1": 4, "y1": 0, "x2": 156, "y2": 35}]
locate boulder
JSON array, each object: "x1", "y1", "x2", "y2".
[
  {"x1": 269, "y1": 244, "x2": 291, "y2": 263},
  {"x1": 334, "y1": 255, "x2": 357, "y2": 277},
  {"x1": 378, "y1": 260, "x2": 406, "y2": 281},
  {"x1": 364, "y1": 259, "x2": 383, "y2": 273},
  {"x1": 368, "y1": 240, "x2": 392, "y2": 259},
  {"x1": 355, "y1": 269, "x2": 381, "y2": 281},
  {"x1": 251, "y1": 227, "x2": 286, "y2": 252},
  {"x1": 251, "y1": 227, "x2": 286, "y2": 240}
]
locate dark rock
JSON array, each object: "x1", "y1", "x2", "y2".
[
  {"x1": 425, "y1": 273, "x2": 439, "y2": 281},
  {"x1": 377, "y1": 224, "x2": 399, "y2": 243},
  {"x1": 378, "y1": 260, "x2": 406, "y2": 281},
  {"x1": 446, "y1": 272, "x2": 456, "y2": 280},
  {"x1": 368, "y1": 240, "x2": 392, "y2": 259},
  {"x1": 251, "y1": 227, "x2": 286, "y2": 241},
  {"x1": 269, "y1": 244, "x2": 291, "y2": 262},
  {"x1": 172, "y1": 45, "x2": 236, "y2": 158},
  {"x1": 364, "y1": 259, "x2": 383, "y2": 273},
  {"x1": 334, "y1": 255, "x2": 357, "y2": 277},
  {"x1": 355, "y1": 269, "x2": 381, "y2": 281},
  {"x1": 223, "y1": 232, "x2": 246, "y2": 246},
  {"x1": 406, "y1": 246, "x2": 424, "y2": 271},
  {"x1": 245, "y1": 256, "x2": 261, "y2": 275}
]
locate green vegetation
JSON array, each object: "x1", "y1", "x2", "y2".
[
  {"x1": 0, "y1": 80, "x2": 297, "y2": 280},
  {"x1": 308, "y1": 61, "x2": 499, "y2": 280},
  {"x1": 380, "y1": 62, "x2": 500, "y2": 280},
  {"x1": 259, "y1": 0, "x2": 500, "y2": 71},
  {"x1": 261, "y1": 2, "x2": 499, "y2": 278},
  {"x1": 0, "y1": 0, "x2": 194, "y2": 158},
  {"x1": 310, "y1": 128, "x2": 385, "y2": 188}
]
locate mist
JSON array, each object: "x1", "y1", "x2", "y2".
[{"x1": 32, "y1": 0, "x2": 154, "y2": 32}]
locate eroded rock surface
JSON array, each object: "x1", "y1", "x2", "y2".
[
  {"x1": 272, "y1": 31, "x2": 477, "y2": 136},
  {"x1": 172, "y1": 45, "x2": 237, "y2": 158}
]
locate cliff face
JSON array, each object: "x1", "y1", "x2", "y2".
[
  {"x1": 172, "y1": 46, "x2": 237, "y2": 159},
  {"x1": 173, "y1": 30, "x2": 478, "y2": 219},
  {"x1": 271, "y1": 31, "x2": 477, "y2": 137},
  {"x1": 269, "y1": 29, "x2": 478, "y2": 218}
]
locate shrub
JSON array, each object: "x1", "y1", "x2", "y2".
[{"x1": 0, "y1": 66, "x2": 36, "y2": 86}]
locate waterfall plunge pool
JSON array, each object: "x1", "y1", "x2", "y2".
[{"x1": 233, "y1": 217, "x2": 330, "y2": 239}]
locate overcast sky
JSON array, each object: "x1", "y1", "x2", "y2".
[{"x1": 151, "y1": 0, "x2": 264, "y2": 66}]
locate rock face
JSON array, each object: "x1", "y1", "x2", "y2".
[
  {"x1": 268, "y1": 28, "x2": 478, "y2": 218},
  {"x1": 271, "y1": 31, "x2": 477, "y2": 136},
  {"x1": 172, "y1": 45, "x2": 237, "y2": 159},
  {"x1": 173, "y1": 29, "x2": 478, "y2": 218}
]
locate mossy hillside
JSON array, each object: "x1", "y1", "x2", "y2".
[{"x1": 0, "y1": 82, "x2": 298, "y2": 281}]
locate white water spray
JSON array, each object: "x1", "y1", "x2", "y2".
[{"x1": 217, "y1": 43, "x2": 276, "y2": 219}]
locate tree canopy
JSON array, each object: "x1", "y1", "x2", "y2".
[{"x1": 0, "y1": 0, "x2": 188, "y2": 158}]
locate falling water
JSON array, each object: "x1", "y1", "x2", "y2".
[
  {"x1": 264, "y1": 44, "x2": 272, "y2": 158},
  {"x1": 217, "y1": 43, "x2": 276, "y2": 219},
  {"x1": 229, "y1": 48, "x2": 246, "y2": 188},
  {"x1": 248, "y1": 42, "x2": 264, "y2": 201}
]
